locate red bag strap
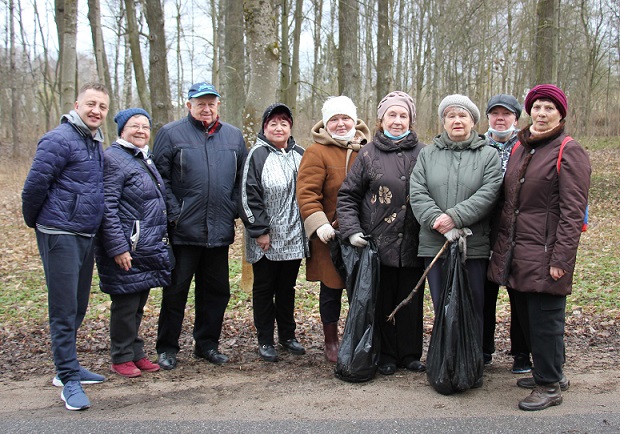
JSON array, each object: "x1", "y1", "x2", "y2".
[
  {"x1": 556, "y1": 136, "x2": 573, "y2": 173},
  {"x1": 511, "y1": 136, "x2": 573, "y2": 174}
]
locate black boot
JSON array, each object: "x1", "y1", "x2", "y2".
[{"x1": 518, "y1": 383, "x2": 562, "y2": 411}]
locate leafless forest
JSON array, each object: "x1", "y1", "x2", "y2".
[{"x1": 1, "y1": 0, "x2": 619, "y2": 158}]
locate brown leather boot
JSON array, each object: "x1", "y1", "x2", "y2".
[
  {"x1": 323, "y1": 322, "x2": 339, "y2": 363},
  {"x1": 518, "y1": 383, "x2": 563, "y2": 411}
]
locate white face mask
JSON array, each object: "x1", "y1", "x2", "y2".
[
  {"x1": 330, "y1": 127, "x2": 356, "y2": 141},
  {"x1": 487, "y1": 125, "x2": 516, "y2": 139}
]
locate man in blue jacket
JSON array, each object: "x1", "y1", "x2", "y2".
[
  {"x1": 153, "y1": 83, "x2": 247, "y2": 370},
  {"x1": 22, "y1": 82, "x2": 110, "y2": 411}
]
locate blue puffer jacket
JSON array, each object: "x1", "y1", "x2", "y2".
[
  {"x1": 153, "y1": 114, "x2": 247, "y2": 247},
  {"x1": 95, "y1": 143, "x2": 172, "y2": 295},
  {"x1": 22, "y1": 118, "x2": 104, "y2": 234}
]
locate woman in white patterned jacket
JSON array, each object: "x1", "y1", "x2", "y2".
[{"x1": 239, "y1": 103, "x2": 309, "y2": 363}]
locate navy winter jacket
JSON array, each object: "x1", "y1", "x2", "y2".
[
  {"x1": 153, "y1": 114, "x2": 247, "y2": 247},
  {"x1": 22, "y1": 120, "x2": 104, "y2": 234},
  {"x1": 95, "y1": 143, "x2": 171, "y2": 295}
]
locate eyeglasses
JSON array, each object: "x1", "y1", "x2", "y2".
[{"x1": 126, "y1": 124, "x2": 151, "y2": 131}]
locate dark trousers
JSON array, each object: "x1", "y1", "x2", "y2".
[
  {"x1": 252, "y1": 257, "x2": 301, "y2": 345},
  {"x1": 36, "y1": 231, "x2": 94, "y2": 384},
  {"x1": 376, "y1": 265, "x2": 425, "y2": 365},
  {"x1": 482, "y1": 282, "x2": 530, "y2": 356},
  {"x1": 511, "y1": 290, "x2": 566, "y2": 384},
  {"x1": 156, "y1": 245, "x2": 230, "y2": 354},
  {"x1": 426, "y1": 257, "x2": 487, "y2": 346},
  {"x1": 319, "y1": 283, "x2": 344, "y2": 324},
  {"x1": 110, "y1": 290, "x2": 150, "y2": 364}
]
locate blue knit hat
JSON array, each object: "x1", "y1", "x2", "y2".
[{"x1": 114, "y1": 108, "x2": 152, "y2": 136}]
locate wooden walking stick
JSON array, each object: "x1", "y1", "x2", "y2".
[{"x1": 387, "y1": 240, "x2": 449, "y2": 324}]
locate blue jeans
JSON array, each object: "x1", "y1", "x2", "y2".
[{"x1": 36, "y1": 231, "x2": 95, "y2": 384}]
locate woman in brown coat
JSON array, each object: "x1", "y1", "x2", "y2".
[
  {"x1": 488, "y1": 84, "x2": 591, "y2": 411},
  {"x1": 296, "y1": 96, "x2": 370, "y2": 362}
]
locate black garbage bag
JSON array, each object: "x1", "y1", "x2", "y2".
[
  {"x1": 332, "y1": 236, "x2": 380, "y2": 383},
  {"x1": 426, "y1": 242, "x2": 483, "y2": 395},
  {"x1": 329, "y1": 232, "x2": 359, "y2": 300}
]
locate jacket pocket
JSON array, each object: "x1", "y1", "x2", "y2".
[
  {"x1": 130, "y1": 220, "x2": 141, "y2": 252},
  {"x1": 69, "y1": 194, "x2": 82, "y2": 221}
]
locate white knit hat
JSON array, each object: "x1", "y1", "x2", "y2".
[
  {"x1": 438, "y1": 94, "x2": 480, "y2": 124},
  {"x1": 322, "y1": 96, "x2": 358, "y2": 126}
]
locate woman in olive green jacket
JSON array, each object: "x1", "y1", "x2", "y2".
[{"x1": 409, "y1": 94, "x2": 502, "y2": 345}]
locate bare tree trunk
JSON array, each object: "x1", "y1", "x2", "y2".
[
  {"x1": 243, "y1": 0, "x2": 279, "y2": 142},
  {"x1": 144, "y1": 0, "x2": 173, "y2": 135},
  {"x1": 534, "y1": 0, "x2": 559, "y2": 83},
  {"x1": 88, "y1": 0, "x2": 115, "y2": 141},
  {"x1": 124, "y1": 0, "x2": 150, "y2": 111},
  {"x1": 280, "y1": 0, "x2": 291, "y2": 104},
  {"x1": 57, "y1": 0, "x2": 78, "y2": 114},
  {"x1": 210, "y1": 0, "x2": 220, "y2": 89},
  {"x1": 338, "y1": 0, "x2": 360, "y2": 101},
  {"x1": 287, "y1": 0, "x2": 303, "y2": 112},
  {"x1": 10, "y1": 0, "x2": 20, "y2": 157},
  {"x1": 376, "y1": 0, "x2": 392, "y2": 104},
  {"x1": 223, "y1": 0, "x2": 246, "y2": 127},
  {"x1": 310, "y1": 0, "x2": 323, "y2": 120}
]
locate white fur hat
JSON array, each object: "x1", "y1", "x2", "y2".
[
  {"x1": 322, "y1": 96, "x2": 358, "y2": 127},
  {"x1": 438, "y1": 94, "x2": 480, "y2": 124}
]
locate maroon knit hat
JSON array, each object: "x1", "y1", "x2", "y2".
[{"x1": 524, "y1": 84, "x2": 568, "y2": 119}]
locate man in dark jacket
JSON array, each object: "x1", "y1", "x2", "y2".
[
  {"x1": 153, "y1": 82, "x2": 247, "y2": 370},
  {"x1": 22, "y1": 82, "x2": 110, "y2": 411}
]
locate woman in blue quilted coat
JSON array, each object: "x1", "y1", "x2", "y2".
[{"x1": 95, "y1": 108, "x2": 172, "y2": 378}]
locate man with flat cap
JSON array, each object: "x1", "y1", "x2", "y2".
[{"x1": 153, "y1": 82, "x2": 247, "y2": 370}]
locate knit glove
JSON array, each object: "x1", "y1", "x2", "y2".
[
  {"x1": 444, "y1": 228, "x2": 462, "y2": 242},
  {"x1": 316, "y1": 224, "x2": 336, "y2": 244},
  {"x1": 349, "y1": 232, "x2": 368, "y2": 247}
]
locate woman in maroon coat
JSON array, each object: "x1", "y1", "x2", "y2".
[{"x1": 488, "y1": 84, "x2": 591, "y2": 411}]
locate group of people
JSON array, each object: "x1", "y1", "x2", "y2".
[{"x1": 22, "y1": 80, "x2": 590, "y2": 413}]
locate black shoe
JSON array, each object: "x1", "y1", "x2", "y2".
[
  {"x1": 517, "y1": 374, "x2": 570, "y2": 392},
  {"x1": 518, "y1": 383, "x2": 562, "y2": 411},
  {"x1": 405, "y1": 360, "x2": 426, "y2": 372},
  {"x1": 279, "y1": 338, "x2": 306, "y2": 355},
  {"x1": 194, "y1": 348, "x2": 229, "y2": 365},
  {"x1": 258, "y1": 344, "x2": 278, "y2": 362},
  {"x1": 378, "y1": 363, "x2": 397, "y2": 375},
  {"x1": 483, "y1": 353, "x2": 493, "y2": 365},
  {"x1": 158, "y1": 352, "x2": 177, "y2": 370},
  {"x1": 512, "y1": 353, "x2": 533, "y2": 374}
]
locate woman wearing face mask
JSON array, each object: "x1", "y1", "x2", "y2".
[
  {"x1": 482, "y1": 94, "x2": 532, "y2": 373},
  {"x1": 409, "y1": 94, "x2": 503, "y2": 374},
  {"x1": 337, "y1": 91, "x2": 426, "y2": 376},
  {"x1": 488, "y1": 84, "x2": 591, "y2": 411},
  {"x1": 296, "y1": 96, "x2": 371, "y2": 362}
]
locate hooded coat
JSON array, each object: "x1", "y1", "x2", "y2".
[
  {"x1": 296, "y1": 119, "x2": 371, "y2": 288},
  {"x1": 409, "y1": 131, "x2": 503, "y2": 259},
  {"x1": 337, "y1": 131, "x2": 425, "y2": 268},
  {"x1": 487, "y1": 124, "x2": 591, "y2": 295}
]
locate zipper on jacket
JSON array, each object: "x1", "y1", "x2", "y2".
[{"x1": 180, "y1": 149, "x2": 184, "y2": 180}]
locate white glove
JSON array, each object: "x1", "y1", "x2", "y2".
[
  {"x1": 349, "y1": 232, "x2": 368, "y2": 247},
  {"x1": 316, "y1": 224, "x2": 336, "y2": 244},
  {"x1": 444, "y1": 228, "x2": 461, "y2": 242}
]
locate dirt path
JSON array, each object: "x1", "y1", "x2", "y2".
[{"x1": 1, "y1": 350, "x2": 619, "y2": 421}]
